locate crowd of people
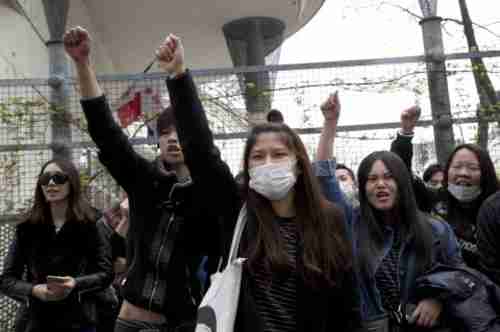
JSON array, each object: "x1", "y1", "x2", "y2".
[{"x1": 0, "y1": 26, "x2": 499, "y2": 332}]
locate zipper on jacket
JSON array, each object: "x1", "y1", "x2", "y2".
[{"x1": 148, "y1": 213, "x2": 175, "y2": 311}]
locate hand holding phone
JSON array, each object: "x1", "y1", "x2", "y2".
[{"x1": 46, "y1": 275, "x2": 76, "y2": 298}]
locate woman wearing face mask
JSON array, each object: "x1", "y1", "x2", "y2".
[
  {"x1": 388, "y1": 106, "x2": 500, "y2": 268},
  {"x1": 0, "y1": 159, "x2": 112, "y2": 332},
  {"x1": 159, "y1": 41, "x2": 361, "y2": 330},
  {"x1": 314, "y1": 96, "x2": 463, "y2": 331},
  {"x1": 233, "y1": 123, "x2": 360, "y2": 332},
  {"x1": 440, "y1": 144, "x2": 500, "y2": 269}
]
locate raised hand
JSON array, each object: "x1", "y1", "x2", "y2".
[
  {"x1": 316, "y1": 92, "x2": 340, "y2": 161},
  {"x1": 320, "y1": 91, "x2": 341, "y2": 123},
  {"x1": 400, "y1": 105, "x2": 421, "y2": 135},
  {"x1": 63, "y1": 26, "x2": 91, "y2": 65},
  {"x1": 155, "y1": 34, "x2": 186, "y2": 76}
]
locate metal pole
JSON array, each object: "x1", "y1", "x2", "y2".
[
  {"x1": 43, "y1": 0, "x2": 72, "y2": 160},
  {"x1": 419, "y1": 16, "x2": 455, "y2": 165},
  {"x1": 223, "y1": 17, "x2": 284, "y2": 125},
  {"x1": 244, "y1": 20, "x2": 269, "y2": 124}
]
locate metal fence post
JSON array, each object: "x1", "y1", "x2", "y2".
[
  {"x1": 419, "y1": 16, "x2": 455, "y2": 166},
  {"x1": 43, "y1": 0, "x2": 72, "y2": 160}
]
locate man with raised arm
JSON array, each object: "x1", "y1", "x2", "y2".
[{"x1": 64, "y1": 27, "x2": 236, "y2": 332}]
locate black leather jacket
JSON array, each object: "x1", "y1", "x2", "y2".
[
  {"x1": 0, "y1": 220, "x2": 112, "y2": 330},
  {"x1": 80, "y1": 72, "x2": 235, "y2": 323}
]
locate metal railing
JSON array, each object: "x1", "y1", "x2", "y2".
[{"x1": 0, "y1": 51, "x2": 499, "y2": 330}]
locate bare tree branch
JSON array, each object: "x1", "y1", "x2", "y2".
[
  {"x1": 443, "y1": 18, "x2": 500, "y2": 39},
  {"x1": 378, "y1": 1, "x2": 423, "y2": 20},
  {"x1": 485, "y1": 21, "x2": 500, "y2": 27},
  {"x1": 370, "y1": 0, "x2": 500, "y2": 39}
]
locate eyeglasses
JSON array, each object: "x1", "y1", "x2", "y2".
[
  {"x1": 450, "y1": 163, "x2": 480, "y2": 172},
  {"x1": 39, "y1": 172, "x2": 69, "y2": 186}
]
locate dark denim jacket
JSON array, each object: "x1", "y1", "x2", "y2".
[{"x1": 313, "y1": 159, "x2": 464, "y2": 321}]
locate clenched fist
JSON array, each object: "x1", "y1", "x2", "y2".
[
  {"x1": 155, "y1": 34, "x2": 185, "y2": 77},
  {"x1": 400, "y1": 105, "x2": 421, "y2": 135},
  {"x1": 64, "y1": 26, "x2": 91, "y2": 65},
  {"x1": 320, "y1": 91, "x2": 341, "y2": 123}
]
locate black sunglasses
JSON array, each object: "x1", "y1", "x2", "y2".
[{"x1": 39, "y1": 172, "x2": 69, "y2": 186}]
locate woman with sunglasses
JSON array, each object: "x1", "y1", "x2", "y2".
[{"x1": 0, "y1": 159, "x2": 113, "y2": 332}]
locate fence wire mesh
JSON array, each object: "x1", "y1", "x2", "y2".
[{"x1": 0, "y1": 52, "x2": 500, "y2": 330}]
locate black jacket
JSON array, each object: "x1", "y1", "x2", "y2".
[
  {"x1": 390, "y1": 133, "x2": 482, "y2": 270},
  {"x1": 172, "y1": 72, "x2": 360, "y2": 332},
  {"x1": 415, "y1": 264, "x2": 500, "y2": 332},
  {"x1": 390, "y1": 132, "x2": 435, "y2": 213},
  {"x1": 0, "y1": 220, "x2": 112, "y2": 331},
  {"x1": 94, "y1": 218, "x2": 120, "y2": 311},
  {"x1": 81, "y1": 73, "x2": 231, "y2": 323},
  {"x1": 477, "y1": 191, "x2": 500, "y2": 286}
]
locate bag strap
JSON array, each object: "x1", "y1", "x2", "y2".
[{"x1": 226, "y1": 204, "x2": 247, "y2": 268}]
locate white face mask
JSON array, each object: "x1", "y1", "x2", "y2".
[
  {"x1": 447, "y1": 183, "x2": 482, "y2": 203},
  {"x1": 249, "y1": 159, "x2": 297, "y2": 201},
  {"x1": 339, "y1": 181, "x2": 359, "y2": 206},
  {"x1": 425, "y1": 182, "x2": 442, "y2": 192}
]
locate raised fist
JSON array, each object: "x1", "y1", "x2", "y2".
[
  {"x1": 155, "y1": 34, "x2": 185, "y2": 76},
  {"x1": 401, "y1": 105, "x2": 421, "y2": 134},
  {"x1": 64, "y1": 26, "x2": 91, "y2": 65},
  {"x1": 320, "y1": 91, "x2": 341, "y2": 122}
]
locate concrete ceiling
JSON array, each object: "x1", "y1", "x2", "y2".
[{"x1": 81, "y1": 0, "x2": 325, "y2": 72}]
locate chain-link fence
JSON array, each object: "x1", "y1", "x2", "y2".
[{"x1": 0, "y1": 51, "x2": 500, "y2": 330}]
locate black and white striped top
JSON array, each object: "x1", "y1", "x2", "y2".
[
  {"x1": 251, "y1": 217, "x2": 297, "y2": 332},
  {"x1": 375, "y1": 226, "x2": 402, "y2": 312}
]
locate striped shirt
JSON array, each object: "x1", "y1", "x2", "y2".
[
  {"x1": 251, "y1": 217, "x2": 297, "y2": 332},
  {"x1": 375, "y1": 226, "x2": 402, "y2": 312}
]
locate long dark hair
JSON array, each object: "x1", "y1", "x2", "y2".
[
  {"x1": 357, "y1": 151, "x2": 433, "y2": 275},
  {"x1": 444, "y1": 144, "x2": 500, "y2": 224},
  {"x1": 25, "y1": 158, "x2": 96, "y2": 225},
  {"x1": 241, "y1": 123, "x2": 351, "y2": 287}
]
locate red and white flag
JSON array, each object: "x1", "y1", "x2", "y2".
[
  {"x1": 115, "y1": 83, "x2": 164, "y2": 133},
  {"x1": 117, "y1": 90, "x2": 142, "y2": 128}
]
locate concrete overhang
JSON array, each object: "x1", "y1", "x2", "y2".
[{"x1": 75, "y1": 0, "x2": 325, "y2": 72}]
